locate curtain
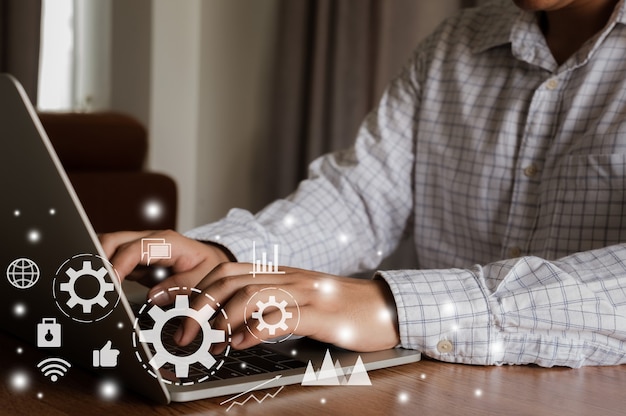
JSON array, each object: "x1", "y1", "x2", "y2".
[
  {"x1": 255, "y1": 0, "x2": 477, "y2": 207},
  {"x1": 0, "y1": 0, "x2": 42, "y2": 104}
]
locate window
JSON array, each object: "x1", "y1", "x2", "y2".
[
  {"x1": 37, "y1": 0, "x2": 112, "y2": 111},
  {"x1": 37, "y1": 0, "x2": 74, "y2": 110}
]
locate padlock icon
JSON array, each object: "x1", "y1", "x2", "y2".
[{"x1": 37, "y1": 318, "x2": 62, "y2": 348}]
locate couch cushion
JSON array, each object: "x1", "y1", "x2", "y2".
[{"x1": 38, "y1": 112, "x2": 147, "y2": 171}]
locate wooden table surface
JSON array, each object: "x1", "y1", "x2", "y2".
[{"x1": 2, "y1": 330, "x2": 624, "y2": 416}]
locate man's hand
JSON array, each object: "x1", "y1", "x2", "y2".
[
  {"x1": 99, "y1": 230, "x2": 231, "y2": 302},
  {"x1": 175, "y1": 263, "x2": 400, "y2": 353}
]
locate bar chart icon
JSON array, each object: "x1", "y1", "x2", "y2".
[{"x1": 249, "y1": 241, "x2": 286, "y2": 277}]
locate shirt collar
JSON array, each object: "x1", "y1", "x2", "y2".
[{"x1": 471, "y1": 0, "x2": 626, "y2": 56}]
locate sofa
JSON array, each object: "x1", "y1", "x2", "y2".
[{"x1": 37, "y1": 111, "x2": 177, "y2": 233}]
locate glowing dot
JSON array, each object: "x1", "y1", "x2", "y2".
[
  {"x1": 143, "y1": 200, "x2": 163, "y2": 220},
  {"x1": 441, "y1": 302, "x2": 455, "y2": 315},
  {"x1": 376, "y1": 250, "x2": 383, "y2": 256},
  {"x1": 338, "y1": 233, "x2": 349, "y2": 244},
  {"x1": 13, "y1": 210, "x2": 20, "y2": 217},
  {"x1": 99, "y1": 380, "x2": 120, "y2": 400},
  {"x1": 215, "y1": 235, "x2": 221, "y2": 240},
  {"x1": 283, "y1": 215, "x2": 296, "y2": 227},
  {"x1": 378, "y1": 308, "x2": 392, "y2": 322},
  {"x1": 117, "y1": 322, "x2": 124, "y2": 329},
  {"x1": 14, "y1": 303, "x2": 27, "y2": 317},
  {"x1": 451, "y1": 324, "x2": 459, "y2": 332},
  {"x1": 11, "y1": 371, "x2": 29, "y2": 391},
  {"x1": 49, "y1": 208, "x2": 56, "y2": 215},
  {"x1": 320, "y1": 398, "x2": 326, "y2": 404},
  {"x1": 27, "y1": 229, "x2": 41, "y2": 243},
  {"x1": 420, "y1": 373, "x2": 426, "y2": 380},
  {"x1": 317, "y1": 280, "x2": 335, "y2": 294},
  {"x1": 16, "y1": 347, "x2": 23, "y2": 354},
  {"x1": 337, "y1": 326, "x2": 354, "y2": 343},
  {"x1": 37, "y1": 392, "x2": 44, "y2": 399},
  {"x1": 154, "y1": 267, "x2": 168, "y2": 280},
  {"x1": 240, "y1": 363, "x2": 247, "y2": 369},
  {"x1": 490, "y1": 341, "x2": 504, "y2": 356},
  {"x1": 291, "y1": 349, "x2": 297, "y2": 356},
  {"x1": 398, "y1": 392, "x2": 409, "y2": 403},
  {"x1": 475, "y1": 389, "x2": 483, "y2": 397}
]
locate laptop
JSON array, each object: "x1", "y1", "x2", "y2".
[{"x1": 0, "y1": 73, "x2": 421, "y2": 404}]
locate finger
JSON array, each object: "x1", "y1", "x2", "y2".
[
  {"x1": 99, "y1": 231, "x2": 154, "y2": 260},
  {"x1": 177, "y1": 271, "x2": 293, "y2": 347},
  {"x1": 107, "y1": 231, "x2": 177, "y2": 281},
  {"x1": 177, "y1": 277, "x2": 265, "y2": 346},
  {"x1": 147, "y1": 260, "x2": 217, "y2": 305},
  {"x1": 195, "y1": 262, "x2": 257, "y2": 291},
  {"x1": 148, "y1": 285, "x2": 195, "y2": 307}
]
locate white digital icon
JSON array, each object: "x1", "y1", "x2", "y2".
[
  {"x1": 53, "y1": 254, "x2": 121, "y2": 323},
  {"x1": 252, "y1": 296, "x2": 292, "y2": 336},
  {"x1": 301, "y1": 349, "x2": 371, "y2": 386},
  {"x1": 6, "y1": 258, "x2": 40, "y2": 289},
  {"x1": 37, "y1": 357, "x2": 71, "y2": 382},
  {"x1": 138, "y1": 292, "x2": 226, "y2": 379},
  {"x1": 60, "y1": 260, "x2": 115, "y2": 313},
  {"x1": 249, "y1": 241, "x2": 286, "y2": 277},
  {"x1": 220, "y1": 375, "x2": 284, "y2": 412},
  {"x1": 93, "y1": 340, "x2": 120, "y2": 368},
  {"x1": 37, "y1": 318, "x2": 62, "y2": 348},
  {"x1": 141, "y1": 238, "x2": 172, "y2": 265},
  {"x1": 244, "y1": 287, "x2": 300, "y2": 344}
]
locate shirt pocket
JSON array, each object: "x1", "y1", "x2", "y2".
[{"x1": 542, "y1": 154, "x2": 626, "y2": 259}]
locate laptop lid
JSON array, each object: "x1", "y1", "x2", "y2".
[{"x1": 0, "y1": 73, "x2": 170, "y2": 404}]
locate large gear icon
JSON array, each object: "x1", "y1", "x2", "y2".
[
  {"x1": 139, "y1": 295, "x2": 225, "y2": 378},
  {"x1": 251, "y1": 295, "x2": 293, "y2": 335},
  {"x1": 59, "y1": 261, "x2": 115, "y2": 313}
]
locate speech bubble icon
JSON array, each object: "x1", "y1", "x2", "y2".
[{"x1": 141, "y1": 238, "x2": 172, "y2": 265}]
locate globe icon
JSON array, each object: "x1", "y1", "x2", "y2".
[{"x1": 6, "y1": 258, "x2": 40, "y2": 289}]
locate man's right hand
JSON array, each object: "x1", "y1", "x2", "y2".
[{"x1": 99, "y1": 230, "x2": 231, "y2": 304}]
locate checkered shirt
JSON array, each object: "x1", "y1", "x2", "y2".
[{"x1": 187, "y1": 1, "x2": 626, "y2": 367}]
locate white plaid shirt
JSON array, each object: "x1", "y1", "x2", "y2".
[{"x1": 187, "y1": 1, "x2": 626, "y2": 367}]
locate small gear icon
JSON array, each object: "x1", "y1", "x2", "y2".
[
  {"x1": 139, "y1": 294, "x2": 225, "y2": 378},
  {"x1": 59, "y1": 261, "x2": 115, "y2": 313},
  {"x1": 251, "y1": 295, "x2": 293, "y2": 335}
]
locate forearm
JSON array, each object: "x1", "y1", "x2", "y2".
[{"x1": 379, "y1": 244, "x2": 626, "y2": 367}]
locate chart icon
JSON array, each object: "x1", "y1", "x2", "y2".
[{"x1": 249, "y1": 241, "x2": 286, "y2": 277}]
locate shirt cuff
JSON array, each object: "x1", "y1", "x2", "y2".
[{"x1": 377, "y1": 267, "x2": 495, "y2": 365}]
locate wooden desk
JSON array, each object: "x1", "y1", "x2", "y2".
[{"x1": 2, "y1": 330, "x2": 624, "y2": 415}]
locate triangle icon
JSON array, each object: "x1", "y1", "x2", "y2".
[
  {"x1": 346, "y1": 356, "x2": 372, "y2": 386},
  {"x1": 301, "y1": 360, "x2": 318, "y2": 386},
  {"x1": 316, "y1": 349, "x2": 340, "y2": 385}
]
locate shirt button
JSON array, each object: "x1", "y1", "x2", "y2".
[
  {"x1": 437, "y1": 340, "x2": 453, "y2": 354},
  {"x1": 523, "y1": 164, "x2": 539, "y2": 178},
  {"x1": 546, "y1": 78, "x2": 559, "y2": 90},
  {"x1": 509, "y1": 247, "x2": 522, "y2": 257}
]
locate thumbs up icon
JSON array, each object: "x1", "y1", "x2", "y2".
[{"x1": 93, "y1": 340, "x2": 120, "y2": 368}]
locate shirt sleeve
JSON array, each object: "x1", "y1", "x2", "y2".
[{"x1": 379, "y1": 244, "x2": 626, "y2": 367}]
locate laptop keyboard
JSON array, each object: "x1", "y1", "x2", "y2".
[{"x1": 132, "y1": 302, "x2": 306, "y2": 382}]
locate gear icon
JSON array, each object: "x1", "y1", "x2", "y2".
[
  {"x1": 139, "y1": 294, "x2": 225, "y2": 378},
  {"x1": 251, "y1": 295, "x2": 293, "y2": 335},
  {"x1": 59, "y1": 261, "x2": 115, "y2": 313}
]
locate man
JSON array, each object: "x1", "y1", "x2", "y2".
[{"x1": 102, "y1": 0, "x2": 626, "y2": 367}]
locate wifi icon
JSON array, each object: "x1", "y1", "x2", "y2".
[{"x1": 37, "y1": 357, "x2": 72, "y2": 382}]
